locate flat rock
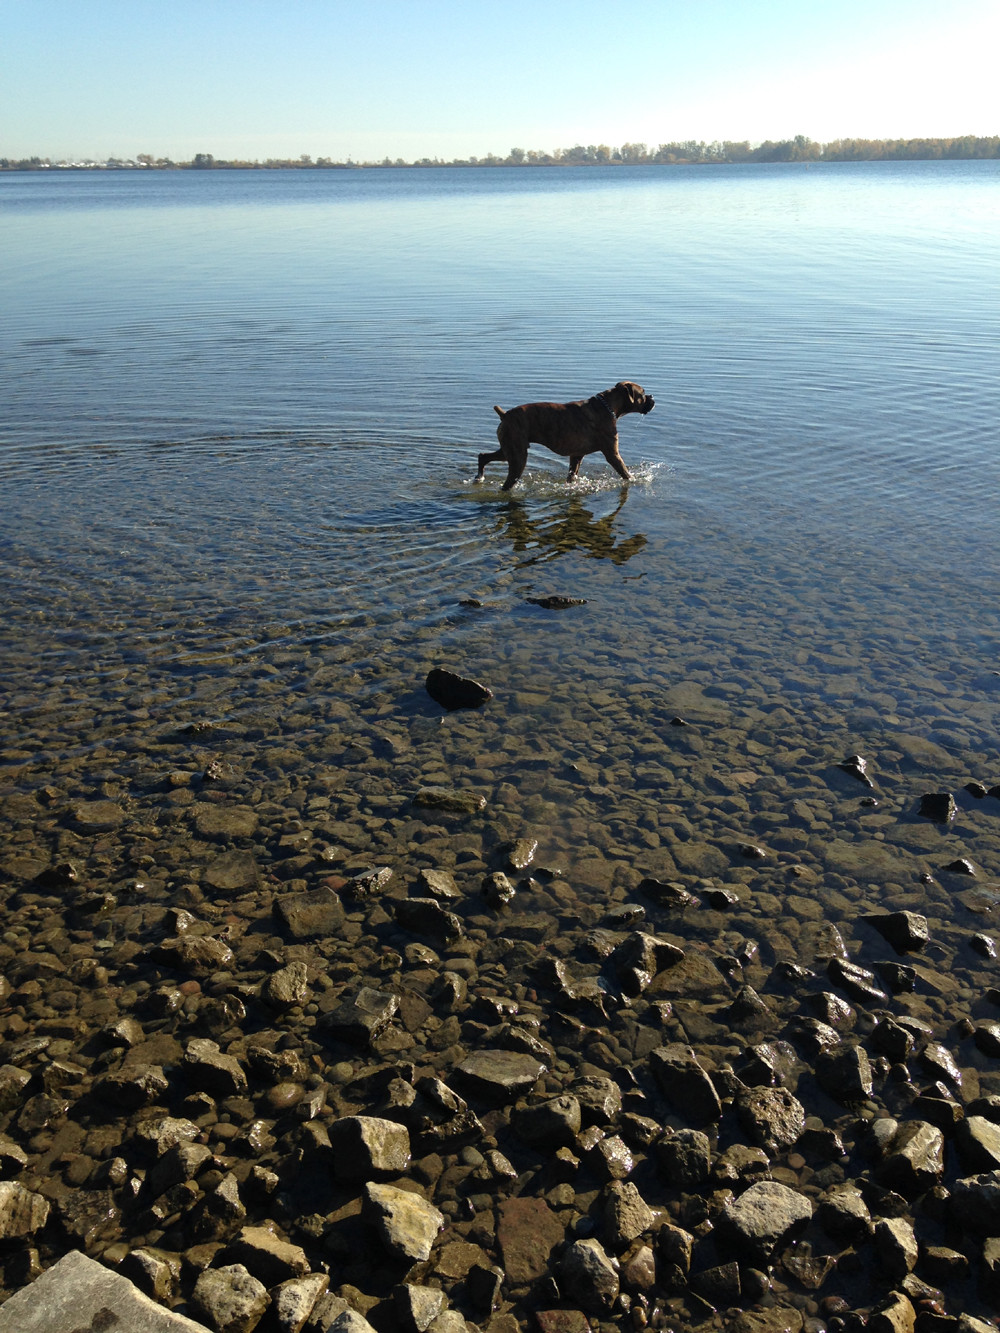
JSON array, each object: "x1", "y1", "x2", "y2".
[
  {"x1": 890, "y1": 733, "x2": 960, "y2": 771},
  {"x1": 321, "y1": 987, "x2": 399, "y2": 1047},
  {"x1": 453, "y1": 1049, "x2": 546, "y2": 1104},
  {"x1": 72, "y1": 800, "x2": 124, "y2": 831},
  {"x1": 204, "y1": 850, "x2": 260, "y2": 892},
  {"x1": 648, "y1": 1044, "x2": 722, "y2": 1123},
  {"x1": 412, "y1": 787, "x2": 486, "y2": 815},
  {"x1": 0, "y1": 1249, "x2": 210, "y2": 1331},
  {"x1": 224, "y1": 1225, "x2": 309, "y2": 1287},
  {"x1": 425, "y1": 668, "x2": 492, "y2": 711},
  {"x1": 153, "y1": 934, "x2": 236, "y2": 977},
  {"x1": 274, "y1": 888, "x2": 345, "y2": 940},
  {"x1": 822, "y1": 840, "x2": 903, "y2": 883},
  {"x1": 364, "y1": 1183, "x2": 445, "y2": 1262},
  {"x1": 497, "y1": 1196, "x2": 566, "y2": 1283},
  {"x1": 717, "y1": 1180, "x2": 812, "y2": 1267},
  {"x1": 647, "y1": 952, "x2": 727, "y2": 998},
  {"x1": 194, "y1": 805, "x2": 259, "y2": 840}
]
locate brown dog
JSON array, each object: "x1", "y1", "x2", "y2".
[{"x1": 475, "y1": 381, "x2": 654, "y2": 491}]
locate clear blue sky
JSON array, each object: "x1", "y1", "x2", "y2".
[{"x1": 1, "y1": 0, "x2": 997, "y2": 161}]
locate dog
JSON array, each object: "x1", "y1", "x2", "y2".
[{"x1": 475, "y1": 381, "x2": 654, "y2": 491}]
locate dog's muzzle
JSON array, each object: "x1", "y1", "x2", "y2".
[{"x1": 640, "y1": 397, "x2": 655, "y2": 415}]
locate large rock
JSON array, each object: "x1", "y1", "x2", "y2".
[
  {"x1": 320, "y1": 988, "x2": 399, "y2": 1047},
  {"x1": 512, "y1": 1095, "x2": 581, "y2": 1148},
  {"x1": 877, "y1": 1121, "x2": 944, "y2": 1198},
  {"x1": 395, "y1": 898, "x2": 464, "y2": 941},
  {"x1": 204, "y1": 851, "x2": 260, "y2": 892},
  {"x1": 425, "y1": 668, "x2": 493, "y2": 711},
  {"x1": 412, "y1": 788, "x2": 486, "y2": 816},
  {"x1": 153, "y1": 935, "x2": 236, "y2": 977},
  {"x1": 224, "y1": 1226, "x2": 310, "y2": 1288},
  {"x1": 956, "y1": 1116, "x2": 1000, "y2": 1172},
  {"x1": 192, "y1": 1263, "x2": 269, "y2": 1333},
  {"x1": 72, "y1": 800, "x2": 124, "y2": 831},
  {"x1": 0, "y1": 1249, "x2": 210, "y2": 1332},
  {"x1": 274, "y1": 888, "x2": 346, "y2": 940},
  {"x1": 364, "y1": 1183, "x2": 445, "y2": 1262},
  {"x1": 815, "y1": 1043, "x2": 873, "y2": 1102},
  {"x1": 608, "y1": 932, "x2": 684, "y2": 997},
  {"x1": 0, "y1": 1181, "x2": 50, "y2": 1238},
  {"x1": 453, "y1": 1049, "x2": 546, "y2": 1104},
  {"x1": 717, "y1": 1181, "x2": 812, "y2": 1266},
  {"x1": 272, "y1": 1273, "x2": 329, "y2": 1333},
  {"x1": 867, "y1": 1291, "x2": 916, "y2": 1333},
  {"x1": 195, "y1": 806, "x2": 259, "y2": 841},
  {"x1": 497, "y1": 1197, "x2": 566, "y2": 1284},
  {"x1": 261, "y1": 963, "x2": 310, "y2": 1009},
  {"x1": 736, "y1": 1087, "x2": 805, "y2": 1152},
  {"x1": 559, "y1": 1239, "x2": 619, "y2": 1313},
  {"x1": 648, "y1": 1044, "x2": 722, "y2": 1123},
  {"x1": 874, "y1": 1218, "x2": 918, "y2": 1282},
  {"x1": 95, "y1": 1064, "x2": 171, "y2": 1110},
  {"x1": 328, "y1": 1116, "x2": 411, "y2": 1179},
  {"x1": 864, "y1": 912, "x2": 928, "y2": 955},
  {"x1": 183, "y1": 1038, "x2": 247, "y2": 1098},
  {"x1": 657, "y1": 1130, "x2": 711, "y2": 1188},
  {"x1": 951, "y1": 1172, "x2": 1000, "y2": 1233},
  {"x1": 603, "y1": 1180, "x2": 654, "y2": 1249}
]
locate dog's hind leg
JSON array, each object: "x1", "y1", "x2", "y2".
[
  {"x1": 475, "y1": 448, "x2": 505, "y2": 482},
  {"x1": 501, "y1": 443, "x2": 529, "y2": 491},
  {"x1": 567, "y1": 455, "x2": 583, "y2": 480}
]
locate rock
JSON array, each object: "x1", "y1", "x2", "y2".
[
  {"x1": 119, "y1": 1249, "x2": 177, "y2": 1302},
  {"x1": 328, "y1": 1116, "x2": 411, "y2": 1179},
  {"x1": 603, "y1": 1180, "x2": 654, "y2": 1248},
  {"x1": 505, "y1": 838, "x2": 538, "y2": 870},
  {"x1": 838, "y1": 755, "x2": 874, "y2": 786},
  {"x1": 147, "y1": 1141, "x2": 213, "y2": 1197},
  {"x1": 395, "y1": 897, "x2": 464, "y2": 940},
  {"x1": 920, "y1": 1042, "x2": 963, "y2": 1090},
  {"x1": 418, "y1": 868, "x2": 460, "y2": 899},
  {"x1": 817, "y1": 1187, "x2": 872, "y2": 1241},
  {"x1": 726, "y1": 985, "x2": 773, "y2": 1026},
  {"x1": 195, "y1": 806, "x2": 259, "y2": 840},
  {"x1": 917, "y1": 792, "x2": 957, "y2": 823},
  {"x1": 559, "y1": 1238, "x2": 619, "y2": 1312},
  {"x1": 103, "y1": 1016, "x2": 145, "y2": 1048},
  {"x1": 736, "y1": 1086, "x2": 805, "y2": 1152},
  {"x1": 874, "y1": 1218, "x2": 919, "y2": 1281},
  {"x1": 224, "y1": 1226, "x2": 310, "y2": 1287},
  {"x1": 183, "y1": 1038, "x2": 247, "y2": 1097},
  {"x1": 395, "y1": 1285, "x2": 446, "y2": 1332},
  {"x1": 572, "y1": 1076, "x2": 622, "y2": 1125},
  {"x1": 609, "y1": 932, "x2": 684, "y2": 997},
  {"x1": 621, "y1": 1244, "x2": 656, "y2": 1291},
  {"x1": 717, "y1": 1181, "x2": 812, "y2": 1267},
  {"x1": 326, "y1": 1313, "x2": 377, "y2": 1333},
  {"x1": 975, "y1": 1023, "x2": 1000, "y2": 1057},
  {"x1": 0, "y1": 1064, "x2": 31, "y2": 1112},
  {"x1": 589, "y1": 1135, "x2": 633, "y2": 1182},
  {"x1": 320, "y1": 987, "x2": 399, "y2": 1046},
  {"x1": 942, "y1": 858, "x2": 977, "y2": 876},
  {"x1": 204, "y1": 851, "x2": 259, "y2": 892},
  {"x1": 657, "y1": 1129, "x2": 711, "y2": 1187},
  {"x1": 430, "y1": 971, "x2": 467, "y2": 1011},
  {"x1": 692, "y1": 1261, "x2": 741, "y2": 1305},
  {"x1": 425, "y1": 668, "x2": 492, "y2": 711},
  {"x1": 865, "y1": 912, "x2": 929, "y2": 954},
  {"x1": 0, "y1": 1249, "x2": 209, "y2": 1332},
  {"x1": 638, "y1": 878, "x2": 696, "y2": 908},
  {"x1": 453, "y1": 1049, "x2": 545, "y2": 1104},
  {"x1": 364, "y1": 1183, "x2": 445, "y2": 1262},
  {"x1": 274, "y1": 888, "x2": 346, "y2": 940},
  {"x1": 828, "y1": 956, "x2": 888, "y2": 1004},
  {"x1": 956, "y1": 1116, "x2": 1000, "y2": 1171},
  {"x1": 273, "y1": 1274, "x2": 329, "y2": 1333},
  {"x1": 513, "y1": 1094, "x2": 581, "y2": 1148},
  {"x1": 0, "y1": 1181, "x2": 50, "y2": 1239},
  {"x1": 873, "y1": 1019, "x2": 915, "y2": 1062},
  {"x1": 878, "y1": 1121, "x2": 944, "y2": 1197},
  {"x1": 96, "y1": 1063, "x2": 171, "y2": 1110},
  {"x1": 648, "y1": 1044, "x2": 722, "y2": 1123},
  {"x1": 0, "y1": 1134, "x2": 28, "y2": 1177},
  {"x1": 343, "y1": 865, "x2": 393, "y2": 899},
  {"x1": 412, "y1": 788, "x2": 486, "y2": 815},
  {"x1": 190, "y1": 1172, "x2": 247, "y2": 1243},
  {"x1": 728, "y1": 1313, "x2": 803, "y2": 1333},
  {"x1": 481, "y1": 873, "x2": 516, "y2": 908},
  {"x1": 920, "y1": 1246, "x2": 968, "y2": 1285},
  {"x1": 815, "y1": 1043, "x2": 873, "y2": 1102},
  {"x1": 535, "y1": 1315, "x2": 591, "y2": 1333},
  {"x1": 192, "y1": 1263, "x2": 270, "y2": 1333},
  {"x1": 261, "y1": 962, "x2": 310, "y2": 1009},
  {"x1": 972, "y1": 935, "x2": 998, "y2": 960},
  {"x1": 135, "y1": 1115, "x2": 201, "y2": 1158},
  {"x1": 465, "y1": 1263, "x2": 503, "y2": 1314},
  {"x1": 72, "y1": 799, "x2": 124, "y2": 831},
  {"x1": 497, "y1": 1196, "x2": 566, "y2": 1283},
  {"x1": 951, "y1": 1172, "x2": 1000, "y2": 1232},
  {"x1": 867, "y1": 1291, "x2": 916, "y2": 1333},
  {"x1": 153, "y1": 934, "x2": 236, "y2": 977}
]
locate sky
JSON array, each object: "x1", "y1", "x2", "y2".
[{"x1": 1, "y1": 0, "x2": 998, "y2": 161}]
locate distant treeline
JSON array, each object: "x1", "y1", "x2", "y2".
[{"x1": 4, "y1": 135, "x2": 1000, "y2": 171}]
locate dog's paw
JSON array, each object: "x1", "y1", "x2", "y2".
[{"x1": 471, "y1": 475, "x2": 484, "y2": 484}]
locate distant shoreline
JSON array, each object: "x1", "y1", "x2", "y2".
[{"x1": 3, "y1": 134, "x2": 999, "y2": 172}]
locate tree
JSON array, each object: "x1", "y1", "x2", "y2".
[{"x1": 508, "y1": 147, "x2": 525, "y2": 163}]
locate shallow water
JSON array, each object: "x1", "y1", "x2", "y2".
[{"x1": 3, "y1": 160, "x2": 1000, "y2": 970}]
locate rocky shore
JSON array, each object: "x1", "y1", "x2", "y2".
[{"x1": 2, "y1": 669, "x2": 1000, "y2": 1333}]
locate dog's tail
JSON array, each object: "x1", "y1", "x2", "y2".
[{"x1": 493, "y1": 405, "x2": 505, "y2": 418}]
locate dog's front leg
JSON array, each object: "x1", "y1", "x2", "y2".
[
  {"x1": 602, "y1": 443, "x2": 631, "y2": 482},
  {"x1": 567, "y1": 456, "x2": 583, "y2": 480}
]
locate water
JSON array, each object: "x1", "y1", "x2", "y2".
[{"x1": 3, "y1": 161, "x2": 1000, "y2": 991}]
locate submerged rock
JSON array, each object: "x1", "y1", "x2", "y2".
[{"x1": 425, "y1": 668, "x2": 493, "y2": 711}]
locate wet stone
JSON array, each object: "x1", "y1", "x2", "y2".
[
  {"x1": 395, "y1": 897, "x2": 464, "y2": 940},
  {"x1": 815, "y1": 1043, "x2": 873, "y2": 1102},
  {"x1": 481, "y1": 872, "x2": 516, "y2": 908},
  {"x1": 194, "y1": 805, "x2": 259, "y2": 840},
  {"x1": 878, "y1": 1120, "x2": 945, "y2": 1197},
  {"x1": 865, "y1": 911, "x2": 929, "y2": 954},
  {"x1": 975, "y1": 1022, "x2": 1000, "y2": 1057},
  {"x1": 657, "y1": 1128, "x2": 711, "y2": 1187},
  {"x1": 827, "y1": 956, "x2": 888, "y2": 1004},
  {"x1": 183, "y1": 1039, "x2": 248, "y2": 1098},
  {"x1": 321, "y1": 987, "x2": 399, "y2": 1046},
  {"x1": 572, "y1": 1075, "x2": 622, "y2": 1125},
  {"x1": 513, "y1": 1094, "x2": 581, "y2": 1148},
  {"x1": 559, "y1": 1238, "x2": 619, "y2": 1313},
  {"x1": 956, "y1": 1116, "x2": 1000, "y2": 1172},
  {"x1": 203, "y1": 850, "x2": 259, "y2": 892},
  {"x1": 649, "y1": 1043, "x2": 722, "y2": 1123},
  {"x1": 344, "y1": 865, "x2": 393, "y2": 898},
  {"x1": 608, "y1": 930, "x2": 684, "y2": 997},
  {"x1": 412, "y1": 788, "x2": 486, "y2": 816},
  {"x1": 224, "y1": 1226, "x2": 310, "y2": 1287},
  {"x1": 425, "y1": 667, "x2": 493, "y2": 711},
  {"x1": 328, "y1": 1116, "x2": 411, "y2": 1179},
  {"x1": 736, "y1": 1086, "x2": 806, "y2": 1152},
  {"x1": 192, "y1": 1263, "x2": 269, "y2": 1333},
  {"x1": 717, "y1": 1180, "x2": 813, "y2": 1267},
  {"x1": 454, "y1": 1049, "x2": 546, "y2": 1103},
  {"x1": 273, "y1": 1273, "x2": 329, "y2": 1333},
  {"x1": 418, "y1": 868, "x2": 460, "y2": 899},
  {"x1": 364, "y1": 1183, "x2": 445, "y2": 1262},
  {"x1": 918, "y1": 792, "x2": 957, "y2": 823},
  {"x1": 274, "y1": 887, "x2": 346, "y2": 940}
]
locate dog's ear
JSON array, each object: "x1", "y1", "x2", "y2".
[{"x1": 616, "y1": 381, "x2": 637, "y2": 403}]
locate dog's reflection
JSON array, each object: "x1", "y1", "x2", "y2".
[{"x1": 495, "y1": 489, "x2": 646, "y2": 566}]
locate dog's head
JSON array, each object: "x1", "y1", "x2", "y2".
[{"x1": 607, "y1": 381, "x2": 655, "y2": 416}]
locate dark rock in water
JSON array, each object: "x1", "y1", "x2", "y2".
[
  {"x1": 273, "y1": 887, "x2": 345, "y2": 940},
  {"x1": 716, "y1": 1181, "x2": 812, "y2": 1267},
  {"x1": 320, "y1": 987, "x2": 399, "y2": 1047},
  {"x1": 703, "y1": 887, "x2": 741, "y2": 909},
  {"x1": 872, "y1": 1018, "x2": 915, "y2": 1063},
  {"x1": 966, "y1": 781, "x2": 988, "y2": 798},
  {"x1": 736, "y1": 1086, "x2": 805, "y2": 1152},
  {"x1": 512, "y1": 1095, "x2": 581, "y2": 1148},
  {"x1": 860, "y1": 796, "x2": 879, "y2": 807},
  {"x1": 816, "y1": 1043, "x2": 873, "y2": 1102},
  {"x1": 828, "y1": 957, "x2": 888, "y2": 1005},
  {"x1": 669, "y1": 716, "x2": 688, "y2": 726},
  {"x1": 787, "y1": 1017, "x2": 841, "y2": 1059},
  {"x1": 942, "y1": 857, "x2": 977, "y2": 876},
  {"x1": 608, "y1": 931, "x2": 684, "y2": 997},
  {"x1": 344, "y1": 866, "x2": 393, "y2": 899},
  {"x1": 725, "y1": 986, "x2": 773, "y2": 1027},
  {"x1": 878, "y1": 1121, "x2": 944, "y2": 1197},
  {"x1": 526, "y1": 596, "x2": 587, "y2": 609},
  {"x1": 412, "y1": 786, "x2": 486, "y2": 815},
  {"x1": 864, "y1": 911, "x2": 928, "y2": 955},
  {"x1": 972, "y1": 933, "x2": 998, "y2": 959},
  {"x1": 425, "y1": 667, "x2": 493, "y2": 711},
  {"x1": 481, "y1": 872, "x2": 516, "y2": 908},
  {"x1": 32, "y1": 861, "x2": 79, "y2": 889},
  {"x1": 738, "y1": 843, "x2": 767, "y2": 861},
  {"x1": 691, "y1": 1261, "x2": 741, "y2": 1306},
  {"x1": 505, "y1": 838, "x2": 538, "y2": 871},
  {"x1": 453, "y1": 1049, "x2": 546, "y2": 1104},
  {"x1": 975, "y1": 1022, "x2": 1000, "y2": 1057},
  {"x1": 395, "y1": 897, "x2": 464, "y2": 941},
  {"x1": 459, "y1": 598, "x2": 483, "y2": 608},
  {"x1": 838, "y1": 754, "x2": 874, "y2": 787},
  {"x1": 649, "y1": 1044, "x2": 722, "y2": 1124},
  {"x1": 875, "y1": 961, "x2": 917, "y2": 994},
  {"x1": 809, "y1": 990, "x2": 855, "y2": 1026},
  {"x1": 773, "y1": 962, "x2": 817, "y2": 990},
  {"x1": 920, "y1": 1042, "x2": 963, "y2": 1090},
  {"x1": 918, "y1": 792, "x2": 957, "y2": 823},
  {"x1": 603, "y1": 903, "x2": 645, "y2": 928},
  {"x1": 657, "y1": 1128, "x2": 711, "y2": 1187},
  {"x1": 572, "y1": 1076, "x2": 622, "y2": 1126},
  {"x1": 638, "y1": 877, "x2": 695, "y2": 908}
]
